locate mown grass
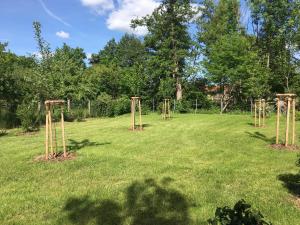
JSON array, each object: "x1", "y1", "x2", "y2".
[{"x1": 0, "y1": 113, "x2": 300, "y2": 225}]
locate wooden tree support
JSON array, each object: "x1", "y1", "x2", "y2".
[
  {"x1": 254, "y1": 99, "x2": 266, "y2": 127},
  {"x1": 162, "y1": 99, "x2": 171, "y2": 120},
  {"x1": 130, "y1": 97, "x2": 142, "y2": 131},
  {"x1": 275, "y1": 94, "x2": 297, "y2": 147},
  {"x1": 45, "y1": 100, "x2": 67, "y2": 160}
]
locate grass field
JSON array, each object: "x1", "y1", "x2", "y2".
[{"x1": 0, "y1": 113, "x2": 300, "y2": 225}]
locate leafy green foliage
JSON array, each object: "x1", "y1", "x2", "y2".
[
  {"x1": 208, "y1": 199, "x2": 272, "y2": 225},
  {"x1": 132, "y1": 0, "x2": 195, "y2": 100},
  {"x1": 16, "y1": 101, "x2": 41, "y2": 132}
]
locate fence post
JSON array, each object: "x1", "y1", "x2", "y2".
[
  {"x1": 67, "y1": 99, "x2": 71, "y2": 112},
  {"x1": 195, "y1": 99, "x2": 198, "y2": 114},
  {"x1": 173, "y1": 99, "x2": 176, "y2": 112},
  {"x1": 88, "y1": 99, "x2": 91, "y2": 116}
]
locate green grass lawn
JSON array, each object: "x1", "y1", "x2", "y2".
[{"x1": 1, "y1": 113, "x2": 300, "y2": 225}]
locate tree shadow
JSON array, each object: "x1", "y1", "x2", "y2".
[
  {"x1": 125, "y1": 178, "x2": 190, "y2": 225},
  {"x1": 278, "y1": 173, "x2": 300, "y2": 197},
  {"x1": 245, "y1": 131, "x2": 276, "y2": 144},
  {"x1": 63, "y1": 178, "x2": 191, "y2": 225},
  {"x1": 64, "y1": 196, "x2": 122, "y2": 225},
  {"x1": 68, "y1": 139, "x2": 111, "y2": 151}
]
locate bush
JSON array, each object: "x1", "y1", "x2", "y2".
[
  {"x1": 175, "y1": 100, "x2": 192, "y2": 113},
  {"x1": 186, "y1": 91, "x2": 213, "y2": 110},
  {"x1": 16, "y1": 101, "x2": 41, "y2": 132},
  {"x1": 91, "y1": 94, "x2": 131, "y2": 117},
  {"x1": 208, "y1": 199, "x2": 272, "y2": 225},
  {"x1": 113, "y1": 96, "x2": 130, "y2": 116}
]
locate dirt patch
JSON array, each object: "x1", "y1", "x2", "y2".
[
  {"x1": 270, "y1": 144, "x2": 300, "y2": 151},
  {"x1": 34, "y1": 152, "x2": 76, "y2": 162},
  {"x1": 294, "y1": 198, "x2": 300, "y2": 208}
]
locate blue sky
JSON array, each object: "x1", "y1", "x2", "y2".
[
  {"x1": 0, "y1": 0, "x2": 159, "y2": 57},
  {"x1": 0, "y1": 0, "x2": 250, "y2": 57}
]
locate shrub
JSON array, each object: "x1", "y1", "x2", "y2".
[
  {"x1": 175, "y1": 100, "x2": 191, "y2": 113},
  {"x1": 186, "y1": 91, "x2": 213, "y2": 110},
  {"x1": 16, "y1": 101, "x2": 41, "y2": 132},
  {"x1": 91, "y1": 94, "x2": 131, "y2": 117},
  {"x1": 208, "y1": 199, "x2": 272, "y2": 225},
  {"x1": 113, "y1": 96, "x2": 130, "y2": 116}
]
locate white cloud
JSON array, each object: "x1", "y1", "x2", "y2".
[
  {"x1": 56, "y1": 31, "x2": 70, "y2": 39},
  {"x1": 80, "y1": 0, "x2": 115, "y2": 14},
  {"x1": 81, "y1": 0, "x2": 159, "y2": 35},
  {"x1": 106, "y1": 0, "x2": 159, "y2": 35}
]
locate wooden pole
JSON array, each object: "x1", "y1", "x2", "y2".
[
  {"x1": 61, "y1": 106, "x2": 67, "y2": 157},
  {"x1": 163, "y1": 99, "x2": 165, "y2": 119},
  {"x1": 53, "y1": 118, "x2": 57, "y2": 154},
  {"x1": 276, "y1": 98, "x2": 280, "y2": 144},
  {"x1": 258, "y1": 99, "x2": 261, "y2": 127},
  {"x1": 262, "y1": 99, "x2": 265, "y2": 127},
  {"x1": 285, "y1": 97, "x2": 291, "y2": 147},
  {"x1": 254, "y1": 101, "x2": 257, "y2": 127},
  {"x1": 67, "y1": 99, "x2": 71, "y2": 112},
  {"x1": 138, "y1": 98, "x2": 142, "y2": 130},
  {"x1": 292, "y1": 98, "x2": 296, "y2": 145},
  {"x1": 250, "y1": 99, "x2": 253, "y2": 115},
  {"x1": 48, "y1": 108, "x2": 53, "y2": 156},
  {"x1": 130, "y1": 98, "x2": 134, "y2": 130},
  {"x1": 168, "y1": 99, "x2": 171, "y2": 118},
  {"x1": 45, "y1": 108, "x2": 49, "y2": 160},
  {"x1": 88, "y1": 100, "x2": 91, "y2": 116},
  {"x1": 195, "y1": 99, "x2": 198, "y2": 114}
]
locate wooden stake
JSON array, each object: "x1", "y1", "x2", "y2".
[
  {"x1": 48, "y1": 108, "x2": 53, "y2": 156},
  {"x1": 292, "y1": 98, "x2": 296, "y2": 145},
  {"x1": 258, "y1": 99, "x2": 261, "y2": 127},
  {"x1": 254, "y1": 101, "x2": 257, "y2": 127},
  {"x1": 262, "y1": 99, "x2": 265, "y2": 127},
  {"x1": 138, "y1": 98, "x2": 142, "y2": 130},
  {"x1": 168, "y1": 99, "x2": 171, "y2": 118},
  {"x1": 285, "y1": 97, "x2": 291, "y2": 147},
  {"x1": 45, "y1": 109, "x2": 49, "y2": 160},
  {"x1": 276, "y1": 98, "x2": 280, "y2": 144},
  {"x1": 61, "y1": 106, "x2": 67, "y2": 157}
]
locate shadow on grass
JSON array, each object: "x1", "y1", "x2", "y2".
[
  {"x1": 64, "y1": 178, "x2": 191, "y2": 225},
  {"x1": 68, "y1": 139, "x2": 111, "y2": 151},
  {"x1": 278, "y1": 173, "x2": 300, "y2": 197},
  {"x1": 245, "y1": 131, "x2": 276, "y2": 144}
]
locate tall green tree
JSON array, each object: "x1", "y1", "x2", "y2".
[
  {"x1": 132, "y1": 0, "x2": 195, "y2": 100},
  {"x1": 249, "y1": 0, "x2": 300, "y2": 93}
]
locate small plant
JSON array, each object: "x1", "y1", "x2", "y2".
[{"x1": 208, "y1": 199, "x2": 272, "y2": 225}]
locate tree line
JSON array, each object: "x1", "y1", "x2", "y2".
[{"x1": 0, "y1": 0, "x2": 299, "y2": 130}]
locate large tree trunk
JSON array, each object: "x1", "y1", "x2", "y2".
[{"x1": 176, "y1": 77, "x2": 182, "y2": 100}]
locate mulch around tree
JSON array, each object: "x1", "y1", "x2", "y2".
[
  {"x1": 34, "y1": 152, "x2": 76, "y2": 162},
  {"x1": 270, "y1": 144, "x2": 300, "y2": 151}
]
